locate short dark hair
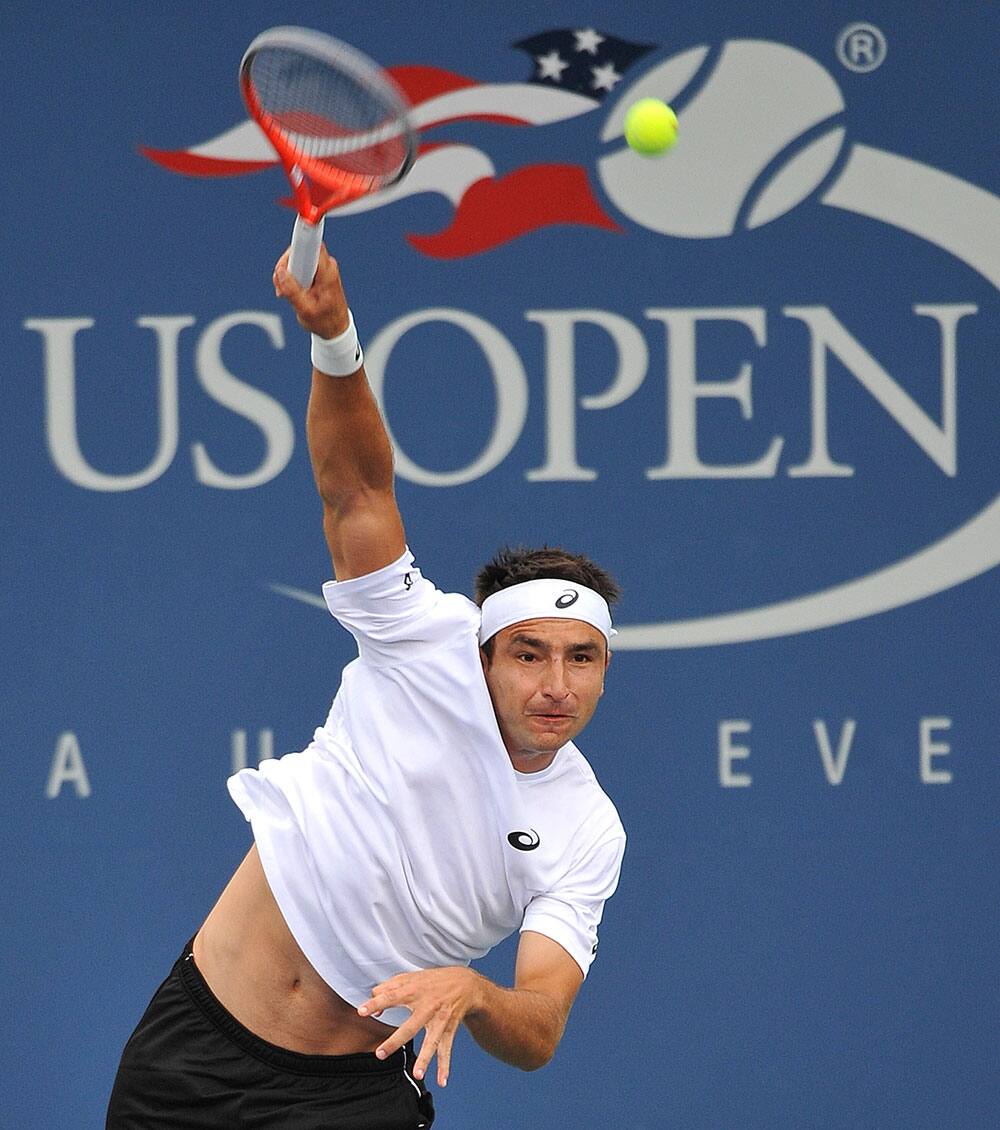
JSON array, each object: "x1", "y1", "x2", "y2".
[{"x1": 475, "y1": 545, "x2": 621, "y2": 607}]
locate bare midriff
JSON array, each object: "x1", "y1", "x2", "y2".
[{"x1": 192, "y1": 845, "x2": 395, "y2": 1055}]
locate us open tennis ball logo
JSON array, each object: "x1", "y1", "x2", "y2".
[{"x1": 599, "y1": 40, "x2": 846, "y2": 237}]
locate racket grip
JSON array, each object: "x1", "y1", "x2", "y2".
[{"x1": 288, "y1": 215, "x2": 325, "y2": 287}]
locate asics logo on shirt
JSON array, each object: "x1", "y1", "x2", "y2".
[
  {"x1": 555, "y1": 590, "x2": 579, "y2": 609},
  {"x1": 403, "y1": 572, "x2": 413, "y2": 590},
  {"x1": 507, "y1": 829, "x2": 541, "y2": 851}
]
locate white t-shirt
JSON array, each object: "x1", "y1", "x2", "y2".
[{"x1": 228, "y1": 549, "x2": 626, "y2": 1027}]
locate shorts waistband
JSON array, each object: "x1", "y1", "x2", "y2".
[{"x1": 176, "y1": 937, "x2": 410, "y2": 1077}]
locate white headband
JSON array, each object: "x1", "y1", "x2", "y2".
[{"x1": 478, "y1": 579, "x2": 616, "y2": 645}]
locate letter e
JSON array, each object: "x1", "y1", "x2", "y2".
[
  {"x1": 920, "y1": 717, "x2": 953, "y2": 784},
  {"x1": 719, "y1": 720, "x2": 752, "y2": 787}
]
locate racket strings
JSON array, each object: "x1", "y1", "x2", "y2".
[{"x1": 247, "y1": 48, "x2": 409, "y2": 183}]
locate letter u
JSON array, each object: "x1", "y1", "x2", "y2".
[{"x1": 24, "y1": 315, "x2": 193, "y2": 491}]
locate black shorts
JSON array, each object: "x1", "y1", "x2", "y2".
[{"x1": 106, "y1": 940, "x2": 435, "y2": 1130}]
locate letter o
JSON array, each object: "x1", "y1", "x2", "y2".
[{"x1": 364, "y1": 309, "x2": 528, "y2": 486}]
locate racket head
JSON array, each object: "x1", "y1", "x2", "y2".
[{"x1": 240, "y1": 26, "x2": 417, "y2": 222}]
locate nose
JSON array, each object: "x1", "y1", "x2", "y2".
[{"x1": 540, "y1": 661, "x2": 570, "y2": 700}]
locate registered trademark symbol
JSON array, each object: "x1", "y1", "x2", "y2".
[{"x1": 836, "y1": 22, "x2": 888, "y2": 72}]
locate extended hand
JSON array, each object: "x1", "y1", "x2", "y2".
[
  {"x1": 359, "y1": 966, "x2": 485, "y2": 1087},
  {"x1": 273, "y1": 245, "x2": 350, "y2": 340}
]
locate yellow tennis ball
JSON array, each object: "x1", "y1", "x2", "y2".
[{"x1": 624, "y1": 98, "x2": 678, "y2": 156}]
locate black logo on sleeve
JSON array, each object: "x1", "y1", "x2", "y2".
[
  {"x1": 554, "y1": 590, "x2": 579, "y2": 609},
  {"x1": 403, "y1": 572, "x2": 413, "y2": 590},
  {"x1": 507, "y1": 829, "x2": 541, "y2": 851}
]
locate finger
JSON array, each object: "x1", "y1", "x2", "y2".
[
  {"x1": 412, "y1": 1029, "x2": 440, "y2": 1082},
  {"x1": 274, "y1": 252, "x2": 306, "y2": 300},
  {"x1": 435, "y1": 1019, "x2": 461, "y2": 1088},
  {"x1": 359, "y1": 990, "x2": 397, "y2": 1017},
  {"x1": 412, "y1": 1008, "x2": 450, "y2": 1081},
  {"x1": 360, "y1": 975, "x2": 409, "y2": 1017},
  {"x1": 315, "y1": 244, "x2": 339, "y2": 280},
  {"x1": 272, "y1": 250, "x2": 290, "y2": 294},
  {"x1": 370, "y1": 974, "x2": 407, "y2": 997},
  {"x1": 375, "y1": 1015, "x2": 425, "y2": 1061}
]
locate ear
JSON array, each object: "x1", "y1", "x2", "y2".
[{"x1": 479, "y1": 646, "x2": 491, "y2": 674}]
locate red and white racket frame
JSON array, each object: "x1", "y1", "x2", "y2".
[{"x1": 240, "y1": 27, "x2": 416, "y2": 286}]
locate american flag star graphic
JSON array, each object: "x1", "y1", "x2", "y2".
[{"x1": 514, "y1": 29, "x2": 654, "y2": 97}]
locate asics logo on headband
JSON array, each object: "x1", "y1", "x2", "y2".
[{"x1": 555, "y1": 590, "x2": 579, "y2": 609}]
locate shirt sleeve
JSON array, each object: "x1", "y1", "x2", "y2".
[
  {"x1": 322, "y1": 547, "x2": 479, "y2": 666},
  {"x1": 520, "y1": 830, "x2": 626, "y2": 979}
]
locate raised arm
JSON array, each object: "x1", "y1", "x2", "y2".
[{"x1": 274, "y1": 246, "x2": 405, "y2": 580}]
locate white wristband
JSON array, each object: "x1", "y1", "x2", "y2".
[{"x1": 311, "y1": 310, "x2": 364, "y2": 376}]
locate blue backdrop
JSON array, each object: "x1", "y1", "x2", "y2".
[{"x1": 4, "y1": 2, "x2": 998, "y2": 1127}]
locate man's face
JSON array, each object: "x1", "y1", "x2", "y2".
[{"x1": 480, "y1": 617, "x2": 610, "y2": 772}]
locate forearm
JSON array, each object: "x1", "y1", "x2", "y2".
[
  {"x1": 306, "y1": 366, "x2": 396, "y2": 506},
  {"x1": 306, "y1": 367, "x2": 404, "y2": 577},
  {"x1": 464, "y1": 973, "x2": 568, "y2": 1071},
  {"x1": 274, "y1": 243, "x2": 394, "y2": 504}
]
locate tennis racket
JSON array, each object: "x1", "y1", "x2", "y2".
[{"x1": 240, "y1": 27, "x2": 417, "y2": 286}]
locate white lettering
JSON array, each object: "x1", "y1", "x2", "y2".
[
  {"x1": 784, "y1": 305, "x2": 976, "y2": 477},
  {"x1": 814, "y1": 718, "x2": 856, "y2": 784},
  {"x1": 192, "y1": 312, "x2": 295, "y2": 489},
  {"x1": 719, "y1": 720, "x2": 753, "y2": 787},
  {"x1": 525, "y1": 309, "x2": 648, "y2": 481},
  {"x1": 46, "y1": 732, "x2": 91, "y2": 798},
  {"x1": 645, "y1": 307, "x2": 783, "y2": 478},
  {"x1": 27, "y1": 303, "x2": 976, "y2": 489},
  {"x1": 365, "y1": 309, "x2": 528, "y2": 486},
  {"x1": 919, "y1": 716, "x2": 953, "y2": 784},
  {"x1": 231, "y1": 728, "x2": 274, "y2": 774},
  {"x1": 25, "y1": 316, "x2": 192, "y2": 491},
  {"x1": 849, "y1": 33, "x2": 877, "y2": 64}
]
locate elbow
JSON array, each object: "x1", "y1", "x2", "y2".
[
  {"x1": 317, "y1": 481, "x2": 392, "y2": 522},
  {"x1": 519, "y1": 1055, "x2": 552, "y2": 1073},
  {"x1": 519, "y1": 1054, "x2": 554, "y2": 1073},
  {"x1": 314, "y1": 462, "x2": 384, "y2": 507},
  {"x1": 516, "y1": 1038, "x2": 558, "y2": 1072},
  {"x1": 516, "y1": 1007, "x2": 568, "y2": 1071}
]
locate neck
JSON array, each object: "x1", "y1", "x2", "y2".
[{"x1": 508, "y1": 747, "x2": 559, "y2": 774}]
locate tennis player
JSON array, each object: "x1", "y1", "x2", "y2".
[{"x1": 106, "y1": 245, "x2": 626, "y2": 1129}]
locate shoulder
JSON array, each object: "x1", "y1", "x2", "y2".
[
  {"x1": 522, "y1": 745, "x2": 623, "y2": 867},
  {"x1": 323, "y1": 548, "x2": 480, "y2": 663},
  {"x1": 556, "y1": 745, "x2": 625, "y2": 834}
]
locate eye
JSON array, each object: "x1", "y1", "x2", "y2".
[
  {"x1": 517, "y1": 652, "x2": 538, "y2": 662},
  {"x1": 571, "y1": 652, "x2": 594, "y2": 663}
]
